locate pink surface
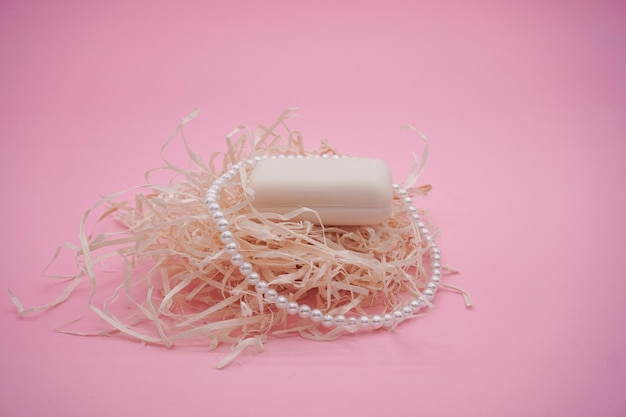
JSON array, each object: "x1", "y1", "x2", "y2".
[{"x1": 1, "y1": 1, "x2": 625, "y2": 416}]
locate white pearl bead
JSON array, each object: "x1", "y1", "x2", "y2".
[
  {"x1": 431, "y1": 253, "x2": 441, "y2": 262},
  {"x1": 393, "y1": 310, "x2": 404, "y2": 321},
  {"x1": 408, "y1": 206, "x2": 417, "y2": 213},
  {"x1": 255, "y1": 281, "x2": 268, "y2": 294},
  {"x1": 230, "y1": 253, "x2": 244, "y2": 266},
  {"x1": 216, "y1": 219, "x2": 229, "y2": 232},
  {"x1": 383, "y1": 314, "x2": 394, "y2": 327},
  {"x1": 220, "y1": 231, "x2": 234, "y2": 244},
  {"x1": 204, "y1": 196, "x2": 216, "y2": 204},
  {"x1": 359, "y1": 316, "x2": 371, "y2": 328},
  {"x1": 346, "y1": 317, "x2": 358, "y2": 329},
  {"x1": 225, "y1": 242, "x2": 239, "y2": 255},
  {"x1": 417, "y1": 222, "x2": 425, "y2": 228},
  {"x1": 431, "y1": 262, "x2": 441, "y2": 269},
  {"x1": 207, "y1": 203, "x2": 220, "y2": 212},
  {"x1": 426, "y1": 282, "x2": 438, "y2": 293},
  {"x1": 232, "y1": 163, "x2": 241, "y2": 170},
  {"x1": 409, "y1": 299, "x2": 422, "y2": 311},
  {"x1": 264, "y1": 289, "x2": 278, "y2": 302},
  {"x1": 334, "y1": 315, "x2": 346, "y2": 326},
  {"x1": 420, "y1": 227, "x2": 430, "y2": 235},
  {"x1": 431, "y1": 275, "x2": 441, "y2": 284},
  {"x1": 286, "y1": 302, "x2": 299, "y2": 315},
  {"x1": 397, "y1": 188, "x2": 408, "y2": 196},
  {"x1": 247, "y1": 272, "x2": 260, "y2": 285},
  {"x1": 371, "y1": 315, "x2": 383, "y2": 329},
  {"x1": 298, "y1": 304, "x2": 312, "y2": 318},
  {"x1": 403, "y1": 196, "x2": 412, "y2": 204},
  {"x1": 424, "y1": 288, "x2": 435, "y2": 300},
  {"x1": 402, "y1": 306, "x2": 413, "y2": 316},
  {"x1": 431, "y1": 246, "x2": 440, "y2": 254},
  {"x1": 411, "y1": 213, "x2": 420, "y2": 220},
  {"x1": 322, "y1": 314, "x2": 334, "y2": 327},
  {"x1": 275, "y1": 296, "x2": 288, "y2": 308},
  {"x1": 392, "y1": 183, "x2": 400, "y2": 190},
  {"x1": 310, "y1": 309, "x2": 323, "y2": 322},
  {"x1": 432, "y1": 268, "x2": 442, "y2": 276},
  {"x1": 212, "y1": 211, "x2": 224, "y2": 221},
  {"x1": 239, "y1": 262, "x2": 253, "y2": 276}
]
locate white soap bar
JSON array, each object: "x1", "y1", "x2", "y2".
[{"x1": 249, "y1": 157, "x2": 393, "y2": 225}]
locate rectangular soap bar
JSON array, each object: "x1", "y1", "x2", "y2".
[{"x1": 249, "y1": 157, "x2": 393, "y2": 225}]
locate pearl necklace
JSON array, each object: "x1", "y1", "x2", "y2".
[{"x1": 204, "y1": 154, "x2": 442, "y2": 330}]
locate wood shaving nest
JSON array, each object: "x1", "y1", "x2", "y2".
[{"x1": 11, "y1": 108, "x2": 469, "y2": 369}]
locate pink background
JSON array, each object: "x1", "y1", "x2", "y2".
[{"x1": 1, "y1": 1, "x2": 625, "y2": 416}]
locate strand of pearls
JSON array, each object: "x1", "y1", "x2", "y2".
[{"x1": 204, "y1": 154, "x2": 442, "y2": 331}]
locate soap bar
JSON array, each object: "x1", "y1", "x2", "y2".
[{"x1": 249, "y1": 157, "x2": 393, "y2": 225}]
